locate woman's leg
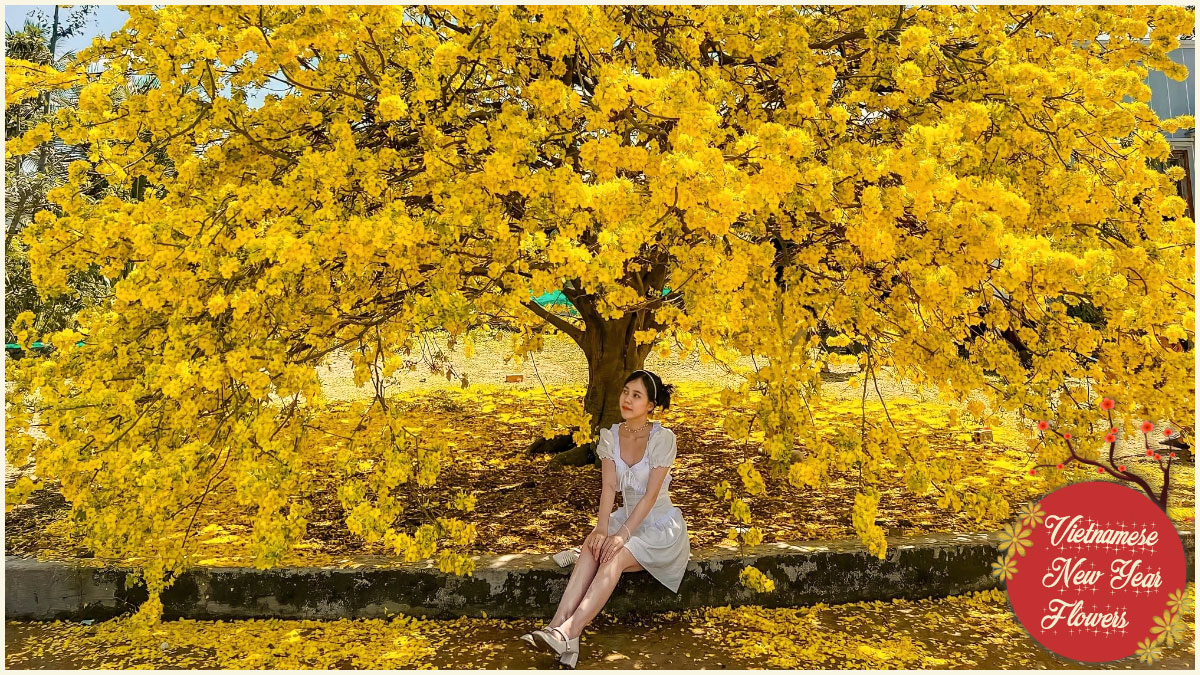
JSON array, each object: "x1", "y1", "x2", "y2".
[
  {"x1": 549, "y1": 542, "x2": 602, "y2": 626},
  {"x1": 556, "y1": 547, "x2": 641, "y2": 639}
]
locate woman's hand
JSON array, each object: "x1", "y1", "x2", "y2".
[
  {"x1": 600, "y1": 531, "x2": 626, "y2": 564},
  {"x1": 584, "y1": 527, "x2": 607, "y2": 562}
]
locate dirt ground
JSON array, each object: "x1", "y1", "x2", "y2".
[{"x1": 314, "y1": 325, "x2": 785, "y2": 401}]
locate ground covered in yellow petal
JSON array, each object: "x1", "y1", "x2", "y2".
[
  {"x1": 6, "y1": 373, "x2": 1192, "y2": 568},
  {"x1": 4, "y1": 614, "x2": 441, "y2": 670},
  {"x1": 5, "y1": 586, "x2": 1194, "y2": 669},
  {"x1": 692, "y1": 585, "x2": 1195, "y2": 670}
]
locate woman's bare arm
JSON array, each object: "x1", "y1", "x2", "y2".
[{"x1": 596, "y1": 457, "x2": 618, "y2": 532}]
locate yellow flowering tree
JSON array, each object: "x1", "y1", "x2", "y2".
[{"x1": 5, "y1": 4, "x2": 1194, "y2": 614}]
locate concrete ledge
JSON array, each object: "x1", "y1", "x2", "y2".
[{"x1": 7, "y1": 529, "x2": 1195, "y2": 621}]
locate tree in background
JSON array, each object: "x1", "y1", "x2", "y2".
[
  {"x1": 5, "y1": 5, "x2": 1193, "y2": 624},
  {"x1": 5, "y1": 6, "x2": 103, "y2": 346},
  {"x1": 5, "y1": 5, "x2": 165, "y2": 349}
]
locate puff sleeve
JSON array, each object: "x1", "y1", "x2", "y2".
[
  {"x1": 595, "y1": 427, "x2": 614, "y2": 461},
  {"x1": 648, "y1": 428, "x2": 678, "y2": 469}
]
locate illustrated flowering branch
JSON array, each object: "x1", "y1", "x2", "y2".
[
  {"x1": 1027, "y1": 398, "x2": 1181, "y2": 512},
  {"x1": 1136, "y1": 586, "x2": 1192, "y2": 665},
  {"x1": 990, "y1": 500, "x2": 1041, "y2": 582}
]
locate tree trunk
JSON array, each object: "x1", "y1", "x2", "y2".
[
  {"x1": 37, "y1": 6, "x2": 60, "y2": 175},
  {"x1": 541, "y1": 313, "x2": 653, "y2": 468}
]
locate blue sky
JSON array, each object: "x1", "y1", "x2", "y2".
[{"x1": 5, "y1": 5, "x2": 129, "y2": 57}]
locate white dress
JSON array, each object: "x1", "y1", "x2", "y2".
[{"x1": 595, "y1": 421, "x2": 691, "y2": 593}]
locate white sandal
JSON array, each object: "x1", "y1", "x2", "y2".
[
  {"x1": 534, "y1": 626, "x2": 581, "y2": 669},
  {"x1": 519, "y1": 623, "x2": 553, "y2": 649}
]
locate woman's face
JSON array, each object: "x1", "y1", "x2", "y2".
[{"x1": 620, "y1": 378, "x2": 655, "y2": 420}]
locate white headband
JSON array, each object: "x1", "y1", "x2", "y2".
[{"x1": 631, "y1": 370, "x2": 656, "y2": 401}]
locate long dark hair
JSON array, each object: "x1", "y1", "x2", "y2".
[{"x1": 624, "y1": 370, "x2": 674, "y2": 411}]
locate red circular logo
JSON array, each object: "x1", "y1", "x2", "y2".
[{"x1": 1004, "y1": 481, "x2": 1187, "y2": 663}]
